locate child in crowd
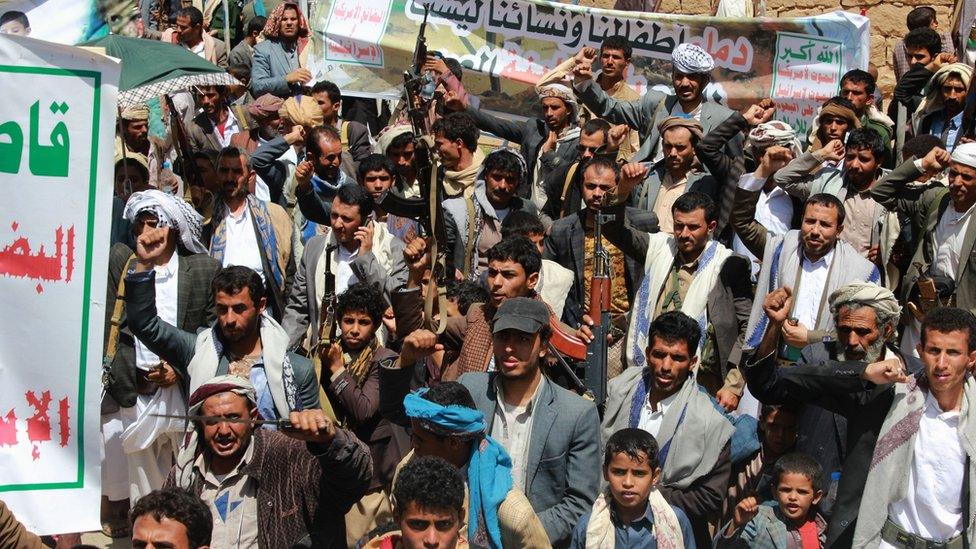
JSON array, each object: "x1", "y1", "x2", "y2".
[
  {"x1": 571, "y1": 428, "x2": 697, "y2": 548},
  {"x1": 720, "y1": 453, "x2": 827, "y2": 548}
]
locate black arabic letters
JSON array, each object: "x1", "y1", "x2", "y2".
[{"x1": 28, "y1": 101, "x2": 70, "y2": 178}]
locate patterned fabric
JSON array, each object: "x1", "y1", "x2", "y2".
[
  {"x1": 584, "y1": 490, "x2": 685, "y2": 549},
  {"x1": 124, "y1": 190, "x2": 207, "y2": 253},
  {"x1": 446, "y1": 305, "x2": 495, "y2": 381},
  {"x1": 261, "y1": 1, "x2": 310, "y2": 54},
  {"x1": 672, "y1": 43, "x2": 715, "y2": 74},
  {"x1": 913, "y1": 63, "x2": 973, "y2": 136},
  {"x1": 209, "y1": 195, "x2": 284, "y2": 288}
]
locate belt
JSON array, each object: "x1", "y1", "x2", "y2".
[{"x1": 881, "y1": 519, "x2": 964, "y2": 549}]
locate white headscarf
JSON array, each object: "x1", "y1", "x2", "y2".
[
  {"x1": 951, "y1": 142, "x2": 976, "y2": 169},
  {"x1": 746, "y1": 120, "x2": 802, "y2": 158},
  {"x1": 828, "y1": 281, "x2": 902, "y2": 324},
  {"x1": 123, "y1": 190, "x2": 207, "y2": 253},
  {"x1": 672, "y1": 43, "x2": 715, "y2": 74}
]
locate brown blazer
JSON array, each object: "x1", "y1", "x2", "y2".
[
  {"x1": 325, "y1": 346, "x2": 406, "y2": 491},
  {"x1": 0, "y1": 501, "x2": 42, "y2": 549}
]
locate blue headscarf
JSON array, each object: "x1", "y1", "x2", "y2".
[{"x1": 404, "y1": 389, "x2": 513, "y2": 549}]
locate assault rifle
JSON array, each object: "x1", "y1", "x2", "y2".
[
  {"x1": 378, "y1": 3, "x2": 450, "y2": 333},
  {"x1": 312, "y1": 244, "x2": 340, "y2": 422},
  {"x1": 165, "y1": 95, "x2": 209, "y2": 207},
  {"x1": 547, "y1": 208, "x2": 612, "y2": 410}
]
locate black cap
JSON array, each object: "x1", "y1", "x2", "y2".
[{"x1": 492, "y1": 297, "x2": 549, "y2": 334}]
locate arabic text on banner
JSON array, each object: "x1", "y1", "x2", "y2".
[
  {"x1": 0, "y1": 34, "x2": 119, "y2": 535},
  {"x1": 310, "y1": 0, "x2": 869, "y2": 138}
]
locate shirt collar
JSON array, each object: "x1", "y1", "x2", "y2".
[
  {"x1": 197, "y1": 435, "x2": 256, "y2": 485},
  {"x1": 802, "y1": 246, "x2": 834, "y2": 267},
  {"x1": 924, "y1": 389, "x2": 962, "y2": 420},
  {"x1": 494, "y1": 375, "x2": 543, "y2": 414},
  {"x1": 610, "y1": 499, "x2": 655, "y2": 527},
  {"x1": 154, "y1": 251, "x2": 179, "y2": 279}
]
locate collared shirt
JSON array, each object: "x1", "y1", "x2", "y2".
[
  {"x1": 215, "y1": 108, "x2": 241, "y2": 149},
  {"x1": 611, "y1": 502, "x2": 657, "y2": 549},
  {"x1": 733, "y1": 173, "x2": 793, "y2": 278},
  {"x1": 189, "y1": 40, "x2": 206, "y2": 59},
  {"x1": 135, "y1": 253, "x2": 179, "y2": 370},
  {"x1": 221, "y1": 204, "x2": 266, "y2": 281},
  {"x1": 792, "y1": 248, "x2": 835, "y2": 330},
  {"x1": 884, "y1": 392, "x2": 965, "y2": 545},
  {"x1": 932, "y1": 202, "x2": 975, "y2": 281},
  {"x1": 197, "y1": 441, "x2": 259, "y2": 549},
  {"x1": 490, "y1": 377, "x2": 542, "y2": 491},
  {"x1": 929, "y1": 110, "x2": 965, "y2": 152},
  {"x1": 334, "y1": 244, "x2": 361, "y2": 296},
  {"x1": 227, "y1": 355, "x2": 278, "y2": 421},
  {"x1": 637, "y1": 390, "x2": 679, "y2": 439},
  {"x1": 841, "y1": 190, "x2": 880, "y2": 256},
  {"x1": 654, "y1": 173, "x2": 689, "y2": 235},
  {"x1": 654, "y1": 258, "x2": 698, "y2": 317}
]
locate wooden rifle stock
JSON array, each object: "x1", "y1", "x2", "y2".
[{"x1": 548, "y1": 317, "x2": 587, "y2": 361}]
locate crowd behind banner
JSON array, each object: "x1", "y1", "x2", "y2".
[{"x1": 2, "y1": 0, "x2": 976, "y2": 548}]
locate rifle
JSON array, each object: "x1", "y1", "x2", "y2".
[
  {"x1": 584, "y1": 208, "x2": 613, "y2": 409},
  {"x1": 311, "y1": 244, "x2": 340, "y2": 422},
  {"x1": 546, "y1": 208, "x2": 612, "y2": 410},
  {"x1": 378, "y1": 3, "x2": 450, "y2": 333},
  {"x1": 165, "y1": 95, "x2": 208, "y2": 205}
]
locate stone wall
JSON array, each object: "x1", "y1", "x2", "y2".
[{"x1": 578, "y1": 0, "x2": 959, "y2": 98}]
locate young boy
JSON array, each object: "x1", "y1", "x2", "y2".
[
  {"x1": 571, "y1": 428, "x2": 697, "y2": 548},
  {"x1": 720, "y1": 453, "x2": 827, "y2": 548}
]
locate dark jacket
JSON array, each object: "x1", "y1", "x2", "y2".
[
  {"x1": 743, "y1": 352, "x2": 902, "y2": 547},
  {"x1": 465, "y1": 105, "x2": 579, "y2": 198},
  {"x1": 325, "y1": 346, "x2": 406, "y2": 491},
  {"x1": 893, "y1": 64, "x2": 933, "y2": 117},
  {"x1": 102, "y1": 243, "x2": 219, "y2": 411},
  {"x1": 165, "y1": 428, "x2": 372, "y2": 549},
  {"x1": 543, "y1": 207, "x2": 658, "y2": 326}
]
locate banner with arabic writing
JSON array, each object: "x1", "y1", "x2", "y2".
[
  {"x1": 310, "y1": 0, "x2": 869, "y2": 140},
  {"x1": 0, "y1": 35, "x2": 118, "y2": 535}
]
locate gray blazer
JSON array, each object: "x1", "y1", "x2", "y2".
[
  {"x1": 634, "y1": 165, "x2": 718, "y2": 212},
  {"x1": 464, "y1": 105, "x2": 579, "y2": 198},
  {"x1": 124, "y1": 271, "x2": 321, "y2": 414},
  {"x1": 281, "y1": 232, "x2": 407, "y2": 350},
  {"x1": 543, "y1": 207, "x2": 658, "y2": 327},
  {"x1": 251, "y1": 39, "x2": 301, "y2": 98},
  {"x1": 459, "y1": 372, "x2": 601, "y2": 548}
]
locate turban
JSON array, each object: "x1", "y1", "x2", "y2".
[
  {"x1": 746, "y1": 120, "x2": 802, "y2": 158},
  {"x1": 951, "y1": 142, "x2": 976, "y2": 169},
  {"x1": 672, "y1": 43, "x2": 714, "y2": 75},
  {"x1": 121, "y1": 104, "x2": 149, "y2": 121},
  {"x1": 279, "y1": 95, "x2": 323, "y2": 128},
  {"x1": 123, "y1": 189, "x2": 207, "y2": 253},
  {"x1": 247, "y1": 93, "x2": 284, "y2": 120},
  {"x1": 657, "y1": 116, "x2": 704, "y2": 141},
  {"x1": 404, "y1": 389, "x2": 511, "y2": 549},
  {"x1": 829, "y1": 282, "x2": 902, "y2": 324},
  {"x1": 373, "y1": 123, "x2": 414, "y2": 155},
  {"x1": 262, "y1": 1, "x2": 309, "y2": 39},
  {"x1": 913, "y1": 63, "x2": 974, "y2": 135},
  {"x1": 808, "y1": 102, "x2": 861, "y2": 150},
  {"x1": 536, "y1": 83, "x2": 578, "y2": 111}
]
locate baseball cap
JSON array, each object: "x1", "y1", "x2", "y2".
[{"x1": 492, "y1": 297, "x2": 549, "y2": 334}]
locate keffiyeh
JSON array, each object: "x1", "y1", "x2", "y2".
[
  {"x1": 657, "y1": 116, "x2": 704, "y2": 141},
  {"x1": 121, "y1": 104, "x2": 149, "y2": 121},
  {"x1": 746, "y1": 120, "x2": 802, "y2": 158},
  {"x1": 828, "y1": 281, "x2": 902, "y2": 322},
  {"x1": 123, "y1": 190, "x2": 207, "y2": 253},
  {"x1": 672, "y1": 43, "x2": 714, "y2": 74},
  {"x1": 261, "y1": 1, "x2": 310, "y2": 39},
  {"x1": 536, "y1": 83, "x2": 578, "y2": 111}
]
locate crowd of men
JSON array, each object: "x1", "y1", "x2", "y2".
[{"x1": 2, "y1": 2, "x2": 976, "y2": 548}]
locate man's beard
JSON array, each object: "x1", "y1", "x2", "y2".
[{"x1": 841, "y1": 337, "x2": 886, "y2": 362}]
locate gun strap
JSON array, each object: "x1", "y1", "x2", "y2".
[
  {"x1": 311, "y1": 353, "x2": 339, "y2": 423},
  {"x1": 424, "y1": 154, "x2": 449, "y2": 335},
  {"x1": 105, "y1": 254, "x2": 137, "y2": 362},
  {"x1": 462, "y1": 198, "x2": 477, "y2": 277},
  {"x1": 340, "y1": 121, "x2": 350, "y2": 149},
  {"x1": 560, "y1": 161, "x2": 580, "y2": 217}
]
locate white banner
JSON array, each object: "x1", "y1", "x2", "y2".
[{"x1": 0, "y1": 35, "x2": 118, "y2": 535}]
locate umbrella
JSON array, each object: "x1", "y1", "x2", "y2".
[{"x1": 80, "y1": 34, "x2": 240, "y2": 108}]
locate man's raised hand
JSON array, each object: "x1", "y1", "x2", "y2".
[
  {"x1": 399, "y1": 329, "x2": 443, "y2": 365},
  {"x1": 762, "y1": 287, "x2": 793, "y2": 325}
]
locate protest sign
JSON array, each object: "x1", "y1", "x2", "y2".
[
  {"x1": 310, "y1": 0, "x2": 869, "y2": 139},
  {"x1": 0, "y1": 35, "x2": 119, "y2": 535},
  {"x1": 0, "y1": 0, "x2": 108, "y2": 44}
]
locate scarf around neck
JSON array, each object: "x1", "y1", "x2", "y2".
[{"x1": 210, "y1": 195, "x2": 284, "y2": 288}]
